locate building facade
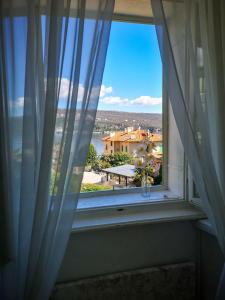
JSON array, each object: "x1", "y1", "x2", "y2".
[{"x1": 102, "y1": 127, "x2": 162, "y2": 157}]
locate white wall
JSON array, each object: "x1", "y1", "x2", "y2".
[
  {"x1": 57, "y1": 217, "x2": 225, "y2": 300},
  {"x1": 57, "y1": 220, "x2": 198, "y2": 283}
]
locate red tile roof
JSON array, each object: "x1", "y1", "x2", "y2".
[{"x1": 102, "y1": 129, "x2": 162, "y2": 143}]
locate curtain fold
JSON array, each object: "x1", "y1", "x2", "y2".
[
  {"x1": 151, "y1": 0, "x2": 225, "y2": 298},
  {"x1": 0, "y1": 0, "x2": 114, "y2": 299}
]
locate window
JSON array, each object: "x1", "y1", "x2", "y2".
[
  {"x1": 82, "y1": 20, "x2": 164, "y2": 196},
  {"x1": 79, "y1": 18, "x2": 185, "y2": 210}
]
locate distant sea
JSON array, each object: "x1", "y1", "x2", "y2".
[
  {"x1": 54, "y1": 132, "x2": 104, "y2": 155},
  {"x1": 52, "y1": 132, "x2": 105, "y2": 156},
  {"x1": 91, "y1": 134, "x2": 104, "y2": 155},
  {"x1": 12, "y1": 117, "x2": 104, "y2": 155}
]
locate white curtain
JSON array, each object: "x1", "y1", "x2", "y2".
[
  {"x1": 151, "y1": 0, "x2": 225, "y2": 298},
  {"x1": 0, "y1": 0, "x2": 114, "y2": 299}
]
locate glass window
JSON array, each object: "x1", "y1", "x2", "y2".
[{"x1": 80, "y1": 21, "x2": 163, "y2": 194}]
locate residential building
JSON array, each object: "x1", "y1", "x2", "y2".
[{"x1": 102, "y1": 127, "x2": 162, "y2": 156}]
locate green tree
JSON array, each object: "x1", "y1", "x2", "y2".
[
  {"x1": 86, "y1": 144, "x2": 97, "y2": 167},
  {"x1": 92, "y1": 159, "x2": 111, "y2": 171},
  {"x1": 100, "y1": 152, "x2": 133, "y2": 167}
]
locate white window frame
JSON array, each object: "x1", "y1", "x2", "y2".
[
  {"x1": 187, "y1": 165, "x2": 203, "y2": 209},
  {"x1": 75, "y1": 14, "x2": 205, "y2": 227},
  {"x1": 79, "y1": 75, "x2": 169, "y2": 201}
]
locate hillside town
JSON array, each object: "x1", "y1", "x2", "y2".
[
  {"x1": 81, "y1": 127, "x2": 163, "y2": 192},
  {"x1": 53, "y1": 110, "x2": 163, "y2": 192}
]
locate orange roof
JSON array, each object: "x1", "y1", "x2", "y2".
[{"x1": 102, "y1": 130, "x2": 162, "y2": 143}]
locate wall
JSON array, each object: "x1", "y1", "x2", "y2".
[
  {"x1": 127, "y1": 142, "x2": 137, "y2": 155},
  {"x1": 53, "y1": 262, "x2": 196, "y2": 300},
  {"x1": 56, "y1": 218, "x2": 225, "y2": 299},
  {"x1": 198, "y1": 229, "x2": 224, "y2": 300},
  {"x1": 103, "y1": 141, "x2": 114, "y2": 155},
  {"x1": 57, "y1": 220, "x2": 198, "y2": 283}
]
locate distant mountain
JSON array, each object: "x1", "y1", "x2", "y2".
[
  {"x1": 95, "y1": 110, "x2": 162, "y2": 130},
  {"x1": 56, "y1": 109, "x2": 162, "y2": 132}
]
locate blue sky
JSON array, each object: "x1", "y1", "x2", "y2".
[
  {"x1": 98, "y1": 21, "x2": 162, "y2": 113},
  {"x1": 9, "y1": 18, "x2": 162, "y2": 115}
]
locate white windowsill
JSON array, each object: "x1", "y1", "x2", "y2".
[
  {"x1": 73, "y1": 191, "x2": 206, "y2": 232},
  {"x1": 77, "y1": 189, "x2": 181, "y2": 210}
]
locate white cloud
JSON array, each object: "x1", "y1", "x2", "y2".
[
  {"x1": 131, "y1": 96, "x2": 162, "y2": 105},
  {"x1": 100, "y1": 85, "x2": 113, "y2": 97},
  {"x1": 100, "y1": 95, "x2": 162, "y2": 106},
  {"x1": 12, "y1": 81, "x2": 161, "y2": 110},
  {"x1": 77, "y1": 84, "x2": 85, "y2": 101},
  {"x1": 59, "y1": 78, "x2": 72, "y2": 98},
  {"x1": 58, "y1": 78, "x2": 84, "y2": 100},
  {"x1": 100, "y1": 96, "x2": 129, "y2": 105},
  {"x1": 59, "y1": 79, "x2": 112, "y2": 100},
  {"x1": 15, "y1": 97, "x2": 24, "y2": 107},
  {"x1": 9, "y1": 97, "x2": 24, "y2": 109},
  {"x1": 8, "y1": 81, "x2": 112, "y2": 112}
]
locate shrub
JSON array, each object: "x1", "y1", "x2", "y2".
[
  {"x1": 133, "y1": 167, "x2": 154, "y2": 187},
  {"x1": 92, "y1": 159, "x2": 111, "y2": 172},
  {"x1": 152, "y1": 164, "x2": 162, "y2": 185}
]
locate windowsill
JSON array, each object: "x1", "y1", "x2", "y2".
[
  {"x1": 73, "y1": 191, "x2": 206, "y2": 232},
  {"x1": 77, "y1": 189, "x2": 181, "y2": 210},
  {"x1": 196, "y1": 219, "x2": 215, "y2": 236}
]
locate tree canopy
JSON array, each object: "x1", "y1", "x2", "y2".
[{"x1": 86, "y1": 144, "x2": 97, "y2": 166}]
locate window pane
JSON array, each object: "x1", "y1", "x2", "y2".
[{"x1": 82, "y1": 21, "x2": 163, "y2": 193}]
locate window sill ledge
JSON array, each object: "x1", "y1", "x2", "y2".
[
  {"x1": 196, "y1": 219, "x2": 215, "y2": 236},
  {"x1": 73, "y1": 198, "x2": 206, "y2": 232},
  {"x1": 77, "y1": 189, "x2": 181, "y2": 210}
]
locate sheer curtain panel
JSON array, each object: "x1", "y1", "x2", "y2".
[
  {"x1": 0, "y1": 0, "x2": 114, "y2": 299},
  {"x1": 151, "y1": 0, "x2": 225, "y2": 298}
]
